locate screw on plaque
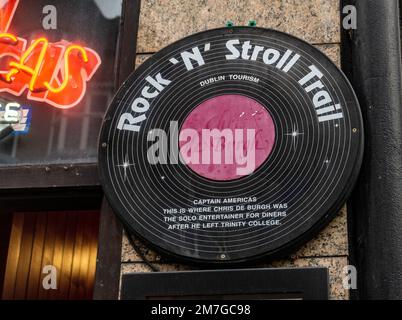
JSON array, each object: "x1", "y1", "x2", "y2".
[
  {"x1": 226, "y1": 21, "x2": 234, "y2": 27},
  {"x1": 248, "y1": 20, "x2": 257, "y2": 27}
]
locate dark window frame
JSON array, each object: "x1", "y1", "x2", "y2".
[
  {"x1": 0, "y1": 186, "x2": 104, "y2": 300},
  {"x1": 0, "y1": 0, "x2": 140, "y2": 190},
  {"x1": 0, "y1": 0, "x2": 142, "y2": 301}
]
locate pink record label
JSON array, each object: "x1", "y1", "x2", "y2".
[{"x1": 180, "y1": 94, "x2": 276, "y2": 181}]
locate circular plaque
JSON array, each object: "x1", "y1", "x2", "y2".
[{"x1": 99, "y1": 27, "x2": 363, "y2": 264}]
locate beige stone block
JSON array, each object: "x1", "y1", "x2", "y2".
[
  {"x1": 121, "y1": 231, "x2": 164, "y2": 263},
  {"x1": 121, "y1": 262, "x2": 154, "y2": 274},
  {"x1": 316, "y1": 44, "x2": 341, "y2": 67},
  {"x1": 293, "y1": 205, "x2": 348, "y2": 258},
  {"x1": 137, "y1": 0, "x2": 340, "y2": 53}
]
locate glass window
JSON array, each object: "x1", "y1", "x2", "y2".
[{"x1": 0, "y1": 0, "x2": 122, "y2": 165}]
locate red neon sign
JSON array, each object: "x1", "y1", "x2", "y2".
[{"x1": 0, "y1": 0, "x2": 101, "y2": 109}]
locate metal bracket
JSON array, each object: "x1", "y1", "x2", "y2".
[{"x1": 225, "y1": 20, "x2": 257, "y2": 27}]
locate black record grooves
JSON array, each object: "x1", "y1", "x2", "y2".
[{"x1": 99, "y1": 27, "x2": 363, "y2": 264}]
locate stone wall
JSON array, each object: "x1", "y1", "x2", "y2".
[{"x1": 121, "y1": 0, "x2": 349, "y2": 300}]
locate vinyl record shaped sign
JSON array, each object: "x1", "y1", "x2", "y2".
[{"x1": 99, "y1": 27, "x2": 363, "y2": 264}]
